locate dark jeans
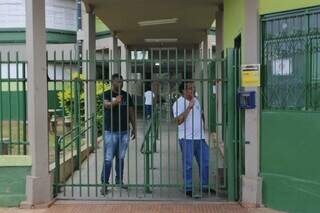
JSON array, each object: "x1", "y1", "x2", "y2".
[{"x1": 145, "y1": 105, "x2": 152, "y2": 119}]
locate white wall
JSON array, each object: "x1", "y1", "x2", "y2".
[
  {"x1": 0, "y1": 0, "x2": 76, "y2": 31},
  {"x1": 0, "y1": 43, "x2": 76, "y2": 80}
]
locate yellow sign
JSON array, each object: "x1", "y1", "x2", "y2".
[{"x1": 241, "y1": 64, "x2": 260, "y2": 87}]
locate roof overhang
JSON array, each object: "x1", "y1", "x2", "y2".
[{"x1": 83, "y1": 0, "x2": 221, "y2": 48}]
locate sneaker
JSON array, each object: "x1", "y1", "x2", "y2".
[
  {"x1": 100, "y1": 187, "x2": 109, "y2": 195},
  {"x1": 186, "y1": 191, "x2": 193, "y2": 197}
]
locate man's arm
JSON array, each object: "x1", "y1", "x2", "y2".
[
  {"x1": 129, "y1": 107, "x2": 136, "y2": 139},
  {"x1": 152, "y1": 92, "x2": 156, "y2": 105},
  {"x1": 174, "y1": 100, "x2": 194, "y2": 125},
  {"x1": 128, "y1": 94, "x2": 136, "y2": 140},
  {"x1": 202, "y1": 112, "x2": 205, "y2": 127},
  {"x1": 175, "y1": 108, "x2": 191, "y2": 125}
]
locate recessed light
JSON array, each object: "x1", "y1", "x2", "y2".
[
  {"x1": 138, "y1": 18, "x2": 178, "y2": 27},
  {"x1": 144, "y1": 38, "x2": 178, "y2": 43}
]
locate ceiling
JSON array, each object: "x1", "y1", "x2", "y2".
[{"x1": 83, "y1": 0, "x2": 221, "y2": 48}]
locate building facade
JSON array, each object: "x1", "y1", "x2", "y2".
[{"x1": 0, "y1": 1, "x2": 319, "y2": 212}]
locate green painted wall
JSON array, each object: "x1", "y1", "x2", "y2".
[
  {"x1": 261, "y1": 111, "x2": 320, "y2": 213},
  {"x1": 1, "y1": 91, "x2": 60, "y2": 120},
  {"x1": 96, "y1": 17, "x2": 110, "y2": 33},
  {"x1": 0, "y1": 155, "x2": 31, "y2": 207},
  {"x1": 1, "y1": 92, "x2": 26, "y2": 120},
  {"x1": 259, "y1": 0, "x2": 320, "y2": 15},
  {"x1": 223, "y1": 0, "x2": 244, "y2": 50}
]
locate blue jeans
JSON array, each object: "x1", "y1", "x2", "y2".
[
  {"x1": 179, "y1": 139, "x2": 209, "y2": 192},
  {"x1": 101, "y1": 131, "x2": 129, "y2": 184},
  {"x1": 145, "y1": 105, "x2": 152, "y2": 119}
]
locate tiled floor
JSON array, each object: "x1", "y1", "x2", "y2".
[{"x1": 0, "y1": 202, "x2": 284, "y2": 213}]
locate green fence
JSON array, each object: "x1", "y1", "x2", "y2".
[
  {"x1": 0, "y1": 53, "x2": 66, "y2": 156},
  {"x1": 0, "y1": 55, "x2": 28, "y2": 155},
  {"x1": 261, "y1": 6, "x2": 320, "y2": 111}
]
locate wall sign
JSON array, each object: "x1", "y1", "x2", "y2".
[
  {"x1": 272, "y1": 58, "x2": 292, "y2": 76},
  {"x1": 241, "y1": 64, "x2": 260, "y2": 87}
]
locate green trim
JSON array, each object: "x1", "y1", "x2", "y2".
[
  {"x1": 259, "y1": 0, "x2": 320, "y2": 15},
  {"x1": 47, "y1": 29, "x2": 76, "y2": 44},
  {"x1": 96, "y1": 31, "x2": 112, "y2": 40},
  {"x1": 0, "y1": 28, "x2": 25, "y2": 43},
  {"x1": 261, "y1": 5, "x2": 320, "y2": 21},
  {"x1": 0, "y1": 28, "x2": 76, "y2": 44}
]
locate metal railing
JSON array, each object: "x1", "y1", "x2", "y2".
[
  {"x1": 54, "y1": 114, "x2": 96, "y2": 195},
  {"x1": 140, "y1": 106, "x2": 159, "y2": 193}
]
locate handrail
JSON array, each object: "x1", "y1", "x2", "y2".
[
  {"x1": 54, "y1": 114, "x2": 96, "y2": 195},
  {"x1": 139, "y1": 107, "x2": 159, "y2": 193},
  {"x1": 140, "y1": 108, "x2": 159, "y2": 154},
  {"x1": 57, "y1": 115, "x2": 94, "y2": 149},
  {"x1": 140, "y1": 120, "x2": 153, "y2": 154}
]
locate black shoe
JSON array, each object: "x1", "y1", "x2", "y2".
[
  {"x1": 186, "y1": 191, "x2": 193, "y2": 197},
  {"x1": 100, "y1": 187, "x2": 109, "y2": 195},
  {"x1": 117, "y1": 183, "x2": 128, "y2": 190},
  {"x1": 202, "y1": 188, "x2": 216, "y2": 194}
]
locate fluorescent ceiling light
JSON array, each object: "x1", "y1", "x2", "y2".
[
  {"x1": 155, "y1": 62, "x2": 160, "y2": 66},
  {"x1": 138, "y1": 18, "x2": 178, "y2": 27},
  {"x1": 145, "y1": 38, "x2": 178, "y2": 43}
]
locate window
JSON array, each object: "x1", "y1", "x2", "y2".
[{"x1": 262, "y1": 7, "x2": 320, "y2": 111}]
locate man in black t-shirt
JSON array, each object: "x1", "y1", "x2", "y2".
[{"x1": 101, "y1": 73, "x2": 136, "y2": 195}]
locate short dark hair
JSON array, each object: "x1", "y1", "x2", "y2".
[
  {"x1": 145, "y1": 83, "x2": 152, "y2": 91},
  {"x1": 179, "y1": 81, "x2": 193, "y2": 94},
  {"x1": 111, "y1": 73, "x2": 123, "y2": 80}
]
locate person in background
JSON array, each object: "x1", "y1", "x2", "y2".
[{"x1": 144, "y1": 84, "x2": 155, "y2": 120}]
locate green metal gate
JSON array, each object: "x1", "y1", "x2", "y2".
[
  {"x1": 0, "y1": 47, "x2": 241, "y2": 201},
  {"x1": 224, "y1": 48, "x2": 243, "y2": 201}
]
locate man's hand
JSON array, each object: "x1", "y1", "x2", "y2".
[
  {"x1": 114, "y1": 95, "x2": 122, "y2": 105},
  {"x1": 187, "y1": 99, "x2": 195, "y2": 111},
  {"x1": 130, "y1": 128, "x2": 137, "y2": 141},
  {"x1": 176, "y1": 99, "x2": 195, "y2": 125}
]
